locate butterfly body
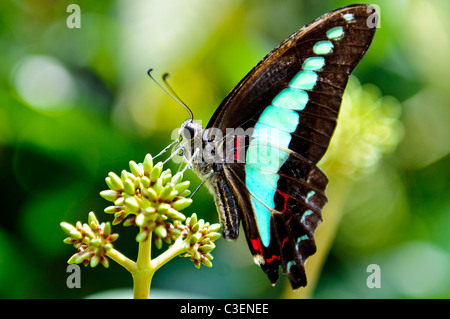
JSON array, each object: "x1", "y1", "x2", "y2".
[{"x1": 178, "y1": 4, "x2": 377, "y2": 289}]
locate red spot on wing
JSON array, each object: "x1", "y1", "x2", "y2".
[
  {"x1": 250, "y1": 237, "x2": 263, "y2": 254},
  {"x1": 281, "y1": 236, "x2": 289, "y2": 248},
  {"x1": 275, "y1": 189, "x2": 289, "y2": 213},
  {"x1": 266, "y1": 255, "x2": 281, "y2": 263},
  {"x1": 234, "y1": 136, "x2": 245, "y2": 162}
]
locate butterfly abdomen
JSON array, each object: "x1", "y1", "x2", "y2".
[{"x1": 205, "y1": 163, "x2": 241, "y2": 240}]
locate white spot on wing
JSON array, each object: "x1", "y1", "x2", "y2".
[
  {"x1": 343, "y1": 13, "x2": 356, "y2": 23},
  {"x1": 253, "y1": 254, "x2": 265, "y2": 266}
]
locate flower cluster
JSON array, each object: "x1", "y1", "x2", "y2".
[
  {"x1": 61, "y1": 152, "x2": 221, "y2": 281},
  {"x1": 180, "y1": 213, "x2": 221, "y2": 268},
  {"x1": 100, "y1": 154, "x2": 193, "y2": 243},
  {"x1": 60, "y1": 212, "x2": 118, "y2": 268}
]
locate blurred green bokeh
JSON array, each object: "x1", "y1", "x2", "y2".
[{"x1": 0, "y1": 0, "x2": 449, "y2": 299}]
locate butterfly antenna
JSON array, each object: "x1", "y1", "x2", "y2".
[
  {"x1": 147, "y1": 68, "x2": 194, "y2": 121},
  {"x1": 162, "y1": 72, "x2": 192, "y2": 116}
]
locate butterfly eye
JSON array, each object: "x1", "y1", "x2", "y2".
[{"x1": 181, "y1": 123, "x2": 196, "y2": 140}]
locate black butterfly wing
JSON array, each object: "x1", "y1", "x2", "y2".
[{"x1": 206, "y1": 4, "x2": 377, "y2": 288}]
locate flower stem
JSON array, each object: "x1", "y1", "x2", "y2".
[
  {"x1": 136, "y1": 231, "x2": 152, "y2": 269},
  {"x1": 106, "y1": 248, "x2": 137, "y2": 273},
  {"x1": 151, "y1": 238, "x2": 186, "y2": 272},
  {"x1": 132, "y1": 269, "x2": 154, "y2": 299},
  {"x1": 131, "y1": 230, "x2": 153, "y2": 299}
]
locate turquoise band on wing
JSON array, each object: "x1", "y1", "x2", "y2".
[
  {"x1": 302, "y1": 56, "x2": 325, "y2": 71},
  {"x1": 313, "y1": 40, "x2": 334, "y2": 55},
  {"x1": 272, "y1": 88, "x2": 308, "y2": 110},
  {"x1": 289, "y1": 71, "x2": 318, "y2": 90},
  {"x1": 326, "y1": 26, "x2": 344, "y2": 40}
]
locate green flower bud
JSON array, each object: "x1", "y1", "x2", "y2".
[
  {"x1": 153, "y1": 178, "x2": 163, "y2": 194},
  {"x1": 154, "y1": 203, "x2": 167, "y2": 215},
  {"x1": 161, "y1": 169, "x2": 172, "y2": 186},
  {"x1": 129, "y1": 160, "x2": 144, "y2": 177},
  {"x1": 114, "y1": 197, "x2": 125, "y2": 206},
  {"x1": 136, "y1": 230, "x2": 148, "y2": 242},
  {"x1": 141, "y1": 176, "x2": 150, "y2": 188},
  {"x1": 166, "y1": 208, "x2": 186, "y2": 221},
  {"x1": 196, "y1": 219, "x2": 205, "y2": 230},
  {"x1": 143, "y1": 153, "x2": 154, "y2": 175},
  {"x1": 189, "y1": 213, "x2": 198, "y2": 227},
  {"x1": 100, "y1": 190, "x2": 121, "y2": 202},
  {"x1": 125, "y1": 196, "x2": 140, "y2": 212},
  {"x1": 102, "y1": 222, "x2": 111, "y2": 236},
  {"x1": 123, "y1": 217, "x2": 134, "y2": 227},
  {"x1": 208, "y1": 223, "x2": 221, "y2": 233},
  {"x1": 107, "y1": 172, "x2": 124, "y2": 191},
  {"x1": 113, "y1": 212, "x2": 127, "y2": 225},
  {"x1": 109, "y1": 233, "x2": 119, "y2": 242},
  {"x1": 201, "y1": 258, "x2": 212, "y2": 268},
  {"x1": 90, "y1": 255, "x2": 100, "y2": 268},
  {"x1": 104, "y1": 206, "x2": 122, "y2": 214},
  {"x1": 171, "y1": 172, "x2": 183, "y2": 185},
  {"x1": 207, "y1": 232, "x2": 221, "y2": 242},
  {"x1": 155, "y1": 225, "x2": 167, "y2": 239},
  {"x1": 68, "y1": 253, "x2": 79, "y2": 264},
  {"x1": 189, "y1": 235, "x2": 197, "y2": 245},
  {"x1": 63, "y1": 237, "x2": 74, "y2": 245},
  {"x1": 166, "y1": 190, "x2": 179, "y2": 202},
  {"x1": 149, "y1": 162, "x2": 163, "y2": 183},
  {"x1": 143, "y1": 206, "x2": 157, "y2": 215},
  {"x1": 149, "y1": 188, "x2": 159, "y2": 201},
  {"x1": 201, "y1": 237, "x2": 211, "y2": 245},
  {"x1": 169, "y1": 227, "x2": 181, "y2": 237},
  {"x1": 60, "y1": 222, "x2": 77, "y2": 236},
  {"x1": 100, "y1": 257, "x2": 109, "y2": 268},
  {"x1": 91, "y1": 238, "x2": 101, "y2": 248},
  {"x1": 159, "y1": 184, "x2": 175, "y2": 201},
  {"x1": 199, "y1": 244, "x2": 215, "y2": 253},
  {"x1": 180, "y1": 190, "x2": 191, "y2": 197},
  {"x1": 88, "y1": 212, "x2": 98, "y2": 226},
  {"x1": 154, "y1": 236, "x2": 163, "y2": 249},
  {"x1": 204, "y1": 253, "x2": 214, "y2": 260},
  {"x1": 135, "y1": 213, "x2": 145, "y2": 227},
  {"x1": 69, "y1": 229, "x2": 83, "y2": 240},
  {"x1": 83, "y1": 226, "x2": 96, "y2": 239},
  {"x1": 191, "y1": 223, "x2": 200, "y2": 233},
  {"x1": 134, "y1": 178, "x2": 141, "y2": 190},
  {"x1": 75, "y1": 252, "x2": 88, "y2": 264},
  {"x1": 172, "y1": 198, "x2": 193, "y2": 211},
  {"x1": 123, "y1": 178, "x2": 135, "y2": 196},
  {"x1": 174, "y1": 181, "x2": 190, "y2": 194},
  {"x1": 121, "y1": 170, "x2": 135, "y2": 183}
]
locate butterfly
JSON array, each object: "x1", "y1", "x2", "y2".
[{"x1": 176, "y1": 4, "x2": 377, "y2": 289}]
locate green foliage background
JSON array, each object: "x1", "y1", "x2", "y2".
[{"x1": 0, "y1": 0, "x2": 449, "y2": 298}]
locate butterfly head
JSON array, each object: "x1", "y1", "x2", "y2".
[
  {"x1": 179, "y1": 119, "x2": 199, "y2": 141},
  {"x1": 178, "y1": 119, "x2": 205, "y2": 169}
]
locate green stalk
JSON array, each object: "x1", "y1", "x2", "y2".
[
  {"x1": 132, "y1": 230, "x2": 153, "y2": 299},
  {"x1": 151, "y1": 238, "x2": 186, "y2": 271},
  {"x1": 132, "y1": 269, "x2": 154, "y2": 299},
  {"x1": 106, "y1": 248, "x2": 137, "y2": 273}
]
